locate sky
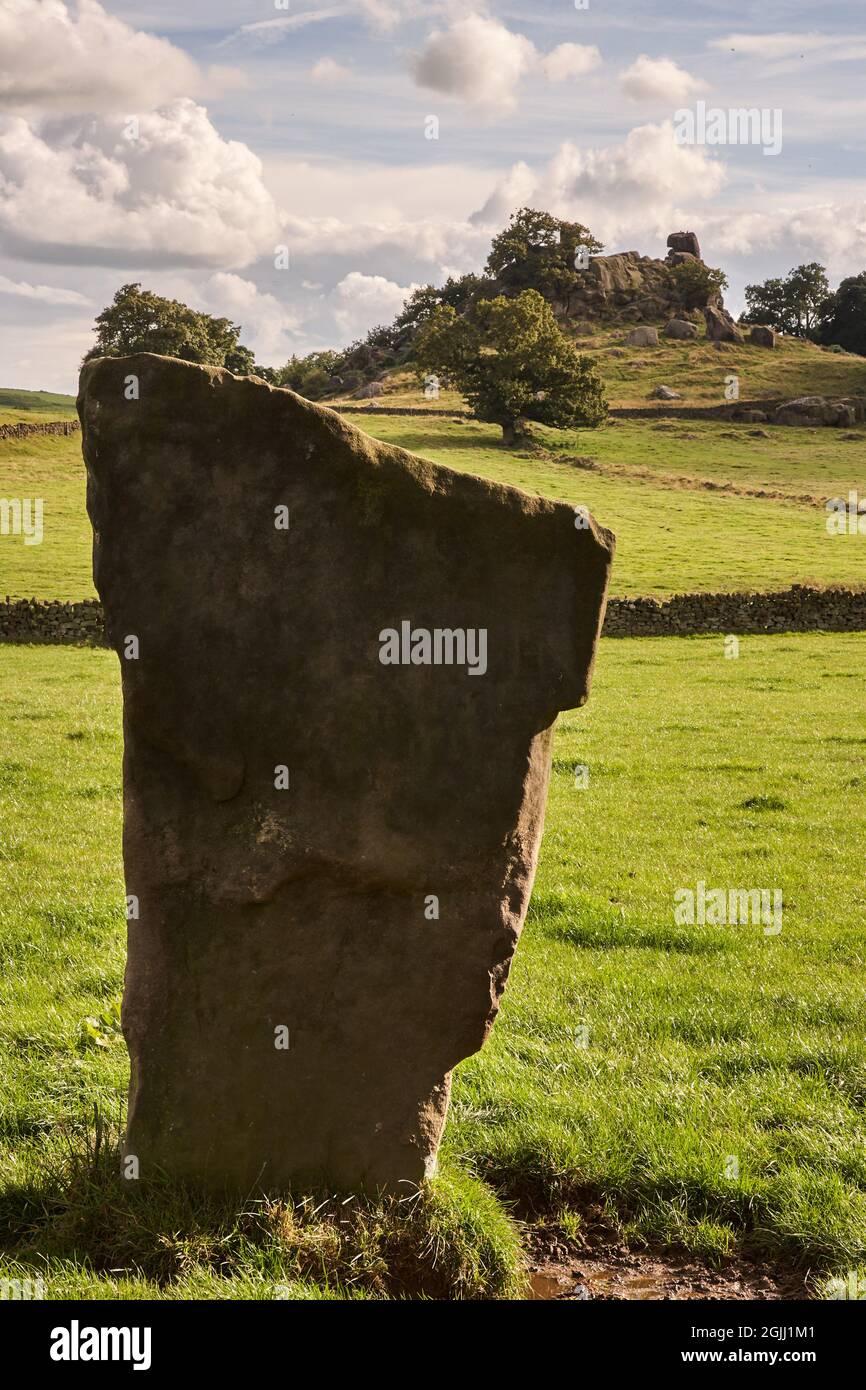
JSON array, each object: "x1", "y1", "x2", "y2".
[{"x1": 1, "y1": 0, "x2": 865, "y2": 392}]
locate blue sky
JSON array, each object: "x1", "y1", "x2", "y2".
[{"x1": 1, "y1": 0, "x2": 865, "y2": 391}]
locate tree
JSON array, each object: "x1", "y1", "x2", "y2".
[
  {"x1": 816, "y1": 273, "x2": 866, "y2": 356},
  {"x1": 394, "y1": 274, "x2": 493, "y2": 338},
  {"x1": 485, "y1": 207, "x2": 604, "y2": 301},
  {"x1": 415, "y1": 289, "x2": 607, "y2": 443},
  {"x1": 84, "y1": 283, "x2": 259, "y2": 372},
  {"x1": 671, "y1": 260, "x2": 728, "y2": 311},
  {"x1": 741, "y1": 263, "x2": 831, "y2": 337}
]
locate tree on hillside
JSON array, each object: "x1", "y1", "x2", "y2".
[
  {"x1": 84, "y1": 283, "x2": 258, "y2": 373},
  {"x1": 394, "y1": 274, "x2": 493, "y2": 338},
  {"x1": 741, "y1": 263, "x2": 830, "y2": 337},
  {"x1": 671, "y1": 259, "x2": 728, "y2": 311},
  {"x1": 816, "y1": 273, "x2": 866, "y2": 356},
  {"x1": 484, "y1": 208, "x2": 604, "y2": 301},
  {"x1": 415, "y1": 289, "x2": 607, "y2": 443}
]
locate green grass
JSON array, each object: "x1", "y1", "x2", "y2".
[
  {"x1": 3, "y1": 417, "x2": 865, "y2": 603},
  {"x1": 1, "y1": 637, "x2": 864, "y2": 1296},
  {"x1": 0, "y1": 386, "x2": 77, "y2": 426},
  {"x1": 342, "y1": 330, "x2": 866, "y2": 411}
]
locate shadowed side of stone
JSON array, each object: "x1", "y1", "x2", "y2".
[{"x1": 78, "y1": 353, "x2": 614, "y2": 1193}]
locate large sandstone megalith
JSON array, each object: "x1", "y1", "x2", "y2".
[{"x1": 78, "y1": 354, "x2": 614, "y2": 1193}]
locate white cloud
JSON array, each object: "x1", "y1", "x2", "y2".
[
  {"x1": 0, "y1": 101, "x2": 282, "y2": 268},
  {"x1": 311, "y1": 57, "x2": 351, "y2": 83},
  {"x1": 332, "y1": 270, "x2": 417, "y2": 340},
  {"x1": 0, "y1": 273, "x2": 89, "y2": 305},
  {"x1": 201, "y1": 272, "x2": 300, "y2": 362},
  {"x1": 410, "y1": 14, "x2": 537, "y2": 115},
  {"x1": 541, "y1": 43, "x2": 602, "y2": 84},
  {"x1": 473, "y1": 123, "x2": 727, "y2": 248},
  {"x1": 0, "y1": 0, "x2": 241, "y2": 116},
  {"x1": 619, "y1": 55, "x2": 705, "y2": 104}
]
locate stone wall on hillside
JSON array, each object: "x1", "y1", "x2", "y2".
[
  {"x1": 3, "y1": 586, "x2": 865, "y2": 647},
  {"x1": 0, "y1": 419, "x2": 80, "y2": 440}
]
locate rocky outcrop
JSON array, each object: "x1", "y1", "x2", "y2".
[
  {"x1": 667, "y1": 231, "x2": 701, "y2": 260},
  {"x1": 773, "y1": 395, "x2": 864, "y2": 427},
  {"x1": 78, "y1": 353, "x2": 614, "y2": 1194}
]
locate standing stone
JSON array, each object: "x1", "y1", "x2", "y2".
[
  {"x1": 749, "y1": 325, "x2": 776, "y2": 349},
  {"x1": 79, "y1": 354, "x2": 614, "y2": 1194}
]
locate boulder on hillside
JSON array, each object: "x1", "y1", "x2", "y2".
[
  {"x1": 704, "y1": 306, "x2": 745, "y2": 344},
  {"x1": 773, "y1": 396, "x2": 857, "y2": 428},
  {"x1": 627, "y1": 326, "x2": 659, "y2": 347},
  {"x1": 78, "y1": 352, "x2": 614, "y2": 1194},
  {"x1": 354, "y1": 381, "x2": 386, "y2": 399},
  {"x1": 749, "y1": 325, "x2": 776, "y2": 349},
  {"x1": 651, "y1": 385, "x2": 682, "y2": 400},
  {"x1": 667, "y1": 231, "x2": 702, "y2": 260},
  {"x1": 664, "y1": 319, "x2": 699, "y2": 340}
]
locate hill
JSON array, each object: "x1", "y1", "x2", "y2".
[{"x1": 0, "y1": 386, "x2": 77, "y2": 425}]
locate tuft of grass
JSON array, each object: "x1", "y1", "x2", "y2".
[{"x1": 0, "y1": 1121, "x2": 525, "y2": 1302}]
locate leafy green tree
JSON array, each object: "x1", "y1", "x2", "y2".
[
  {"x1": 268, "y1": 350, "x2": 343, "y2": 399},
  {"x1": 817, "y1": 272, "x2": 866, "y2": 356},
  {"x1": 484, "y1": 208, "x2": 604, "y2": 300},
  {"x1": 416, "y1": 289, "x2": 607, "y2": 443},
  {"x1": 395, "y1": 274, "x2": 492, "y2": 338},
  {"x1": 671, "y1": 260, "x2": 728, "y2": 311},
  {"x1": 742, "y1": 263, "x2": 831, "y2": 337},
  {"x1": 84, "y1": 283, "x2": 259, "y2": 372}
]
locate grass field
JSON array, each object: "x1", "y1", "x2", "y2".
[
  {"x1": 340, "y1": 330, "x2": 866, "y2": 411},
  {"x1": 2, "y1": 416, "x2": 864, "y2": 602},
  {"x1": 1, "y1": 635, "x2": 864, "y2": 1298},
  {"x1": 0, "y1": 387, "x2": 77, "y2": 426}
]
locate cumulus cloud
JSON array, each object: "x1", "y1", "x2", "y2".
[
  {"x1": 619, "y1": 55, "x2": 705, "y2": 104},
  {"x1": 311, "y1": 57, "x2": 351, "y2": 83},
  {"x1": 331, "y1": 270, "x2": 418, "y2": 340},
  {"x1": 0, "y1": 0, "x2": 241, "y2": 116},
  {"x1": 0, "y1": 273, "x2": 88, "y2": 304},
  {"x1": 472, "y1": 123, "x2": 727, "y2": 246},
  {"x1": 409, "y1": 15, "x2": 604, "y2": 114},
  {"x1": 410, "y1": 14, "x2": 536, "y2": 114},
  {"x1": 0, "y1": 101, "x2": 282, "y2": 268},
  {"x1": 201, "y1": 272, "x2": 301, "y2": 362},
  {"x1": 541, "y1": 43, "x2": 602, "y2": 84}
]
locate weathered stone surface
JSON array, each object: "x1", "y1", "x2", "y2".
[
  {"x1": 627, "y1": 326, "x2": 659, "y2": 347},
  {"x1": 749, "y1": 325, "x2": 776, "y2": 349},
  {"x1": 78, "y1": 353, "x2": 614, "y2": 1194},
  {"x1": 704, "y1": 305, "x2": 745, "y2": 343},
  {"x1": 773, "y1": 395, "x2": 861, "y2": 427},
  {"x1": 664, "y1": 319, "x2": 699, "y2": 340},
  {"x1": 650, "y1": 385, "x2": 681, "y2": 400},
  {"x1": 667, "y1": 231, "x2": 702, "y2": 260}
]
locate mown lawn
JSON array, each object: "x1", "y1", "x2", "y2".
[
  {"x1": 2, "y1": 420, "x2": 865, "y2": 603},
  {"x1": 1, "y1": 636, "x2": 863, "y2": 1297}
]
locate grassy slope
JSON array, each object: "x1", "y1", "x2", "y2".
[
  {"x1": 2, "y1": 418, "x2": 865, "y2": 602},
  {"x1": 336, "y1": 331, "x2": 866, "y2": 411},
  {"x1": 0, "y1": 387, "x2": 77, "y2": 426},
  {"x1": 0, "y1": 637, "x2": 863, "y2": 1296}
]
